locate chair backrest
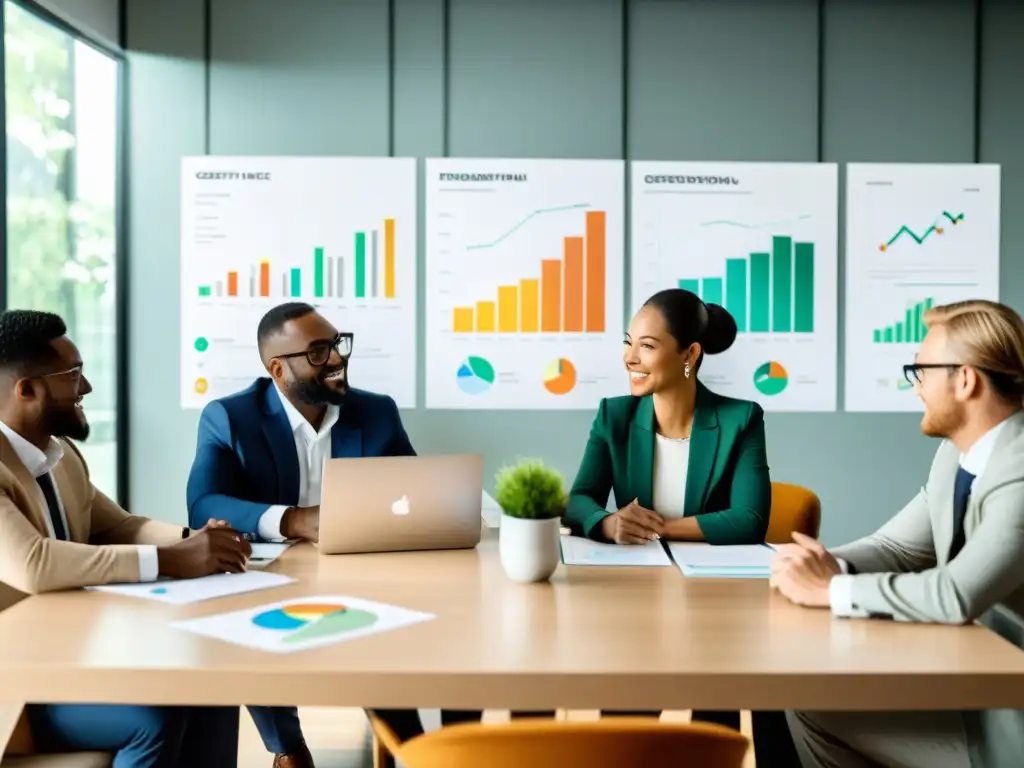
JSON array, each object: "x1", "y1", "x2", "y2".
[
  {"x1": 765, "y1": 481, "x2": 821, "y2": 544},
  {"x1": 393, "y1": 718, "x2": 750, "y2": 768}
]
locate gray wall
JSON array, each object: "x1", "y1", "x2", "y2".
[
  {"x1": 126, "y1": 0, "x2": 1024, "y2": 545},
  {"x1": 34, "y1": 0, "x2": 121, "y2": 49}
]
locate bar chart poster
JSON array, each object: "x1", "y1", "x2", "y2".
[
  {"x1": 180, "y1": 156, "x2": 418, "y2": 409},
  {"x1": 844, "y1": 163, "x2": 1001, "y2": 412},
  {"x1": 424, "y1": 158, "x2": 625, "y2": 409},
  {"x1": 630, "y1": 162, "x2": 838, "y2": 412}
]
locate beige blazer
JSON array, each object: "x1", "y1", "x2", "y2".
[
  {"x1": 833, "y1": 410, "x2": 1024, "y2": 766},
  {"x1": 0, "y1": 433, "x2": 184, "y2": 596}
]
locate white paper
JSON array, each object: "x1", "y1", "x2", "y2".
[
  {"x1": 173, "y1": 595, "x2": 436, "y2": 654},
  {"x1": 844, "y1": 163, "x2": 1001, "y2": 412},
  {"x1": 87, "y1": 571, "x2": 295, "y2": 605},
  {"x1": 668, "y1": 543, "x2": 776, "y2": 568},
  {"x1": 247, "y1": 542, "x2": 294, "y2": 568},
  {"x1": 180, "y1": 156, "x2": 419, "y2": 409},
  {"x1": 560, "y1": 535, "x2": 671, "y2": 567},
  {"x1": 630, "y1": 161, "x2": 839, "y2": 412},
  {"x1": 424, "y1": 157, "x2": 626, "y2": 410}
]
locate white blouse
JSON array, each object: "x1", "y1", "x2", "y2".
[{"x1": 652, "y1": 433, "x2": 690, "y2": 519}]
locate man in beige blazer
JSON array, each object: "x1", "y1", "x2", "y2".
[
  {"x1": 0, "y1": 309, "x2": 249, "y2": 767},
  {"x1": 772, "y1": 299, "x2": 1024, "y2": 768}
]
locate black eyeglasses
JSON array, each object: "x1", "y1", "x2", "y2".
[
  {"x1": 276, "y1": 333, "x2": 353, "y2": 367},
  {"x1": 903, "y1": 362, "x2": 1007, "y2": 386}
]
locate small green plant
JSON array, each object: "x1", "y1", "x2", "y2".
[{"x1": 494, "y1": 458, "x2": 567, "y2": 520}]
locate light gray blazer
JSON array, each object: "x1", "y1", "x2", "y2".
[{"x1": 833, "y1": 410, "x2": 1024, "y2": 767}]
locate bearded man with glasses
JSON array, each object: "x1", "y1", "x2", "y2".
[{"x1": 186, "y1": 301, "x2": 479, "y2": 767}]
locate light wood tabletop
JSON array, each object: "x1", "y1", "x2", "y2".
[{"x1": 2, "y1": 532, "x2": 1024, "y2": 712}]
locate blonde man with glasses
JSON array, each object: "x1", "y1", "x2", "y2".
[{"x1": 772, "y1": 299, "x2": 1024, "y2": 768}]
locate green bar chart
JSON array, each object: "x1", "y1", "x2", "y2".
[
  {"x1": 314, "y1": 247, "x2": 325, "y2": 297},
  {"x1": 355, "y1": 232, "x2": 366, "y2": 298},
  {"x1": 676, "y1": 235, "x2": 815, "y2": 334},
  {"x1": 873, "y1": 298, "x2": 933, "y2": 344}
]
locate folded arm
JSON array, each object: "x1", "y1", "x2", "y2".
[
  {"x1": 689, "y1": 404, "x2": 772, "y2": 545},
  {"x1": 0, "y1": 495, "x2": 143, "y2": 593},
  {"x1": 186, "y1": 402, "x2": 270, "y2": 535},
  {"x1": 835, "y1": 481, "x2": 1024, "y2": 624}
]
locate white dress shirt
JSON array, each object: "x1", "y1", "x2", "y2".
[
  {"x1": 257, "y1": 385, "x2": 340, "y2": 542},
  {"x1": 0, "y1": 421, "x2": 158, "y2": 581},
  {"x1": 829, "y1": 419, "x2": 1010, "y2": 617},
  {"x1": 652, "y1": 433, "x2": 691, "y2": 519}
]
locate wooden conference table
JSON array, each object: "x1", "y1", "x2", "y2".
[{"x1": 2, "y1": 529, "x2": 1024, "y2": 713}]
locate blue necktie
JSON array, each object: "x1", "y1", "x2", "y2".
[
  {"x1": 37, "y1": 472, "x2": 67, "y2": 541},
  {"x1": 948, "y1": 466, "x2": 975, "y2": 561}
]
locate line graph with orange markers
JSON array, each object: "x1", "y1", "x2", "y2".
[
  {"x1": 844, "y1": 163, "x2": 1000, "y2": 412},
  {"x1": 425, "y1": 158, "x2": 625, "y2": 409}
]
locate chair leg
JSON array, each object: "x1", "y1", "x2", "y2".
[{"x1": 372, "y1": 733, "x2": 395, "y2": 768}]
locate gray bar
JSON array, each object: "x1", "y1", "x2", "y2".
[
  {"x1": 338, "y1": 257, "x2": 344, "y2": 298},
  {"x1": 327, "y1": 256, "x2": 334, "y2": 298},
  {"x1": 281, "y1": 273, "x2": 287, "y2": 297},
  {"x1": 249, "y1": 265, "x2": 256, "y2": 297},
  {"x1": 215, "y1": 280, "x2": 223, "y2": 297},
  {"x1": 371, "y1": 230, "x2": 378, "y2": 298}
]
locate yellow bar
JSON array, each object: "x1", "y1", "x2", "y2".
[
  {"x1": 453, "y1": 307, "x2": 474, "y2": 333},
  {"x1": 384, "y1": 218, "x2": 396, "y2": 298},
  {"x1": 520, "y1": 279, "x2": 539, "y2": 332},
  {"x1": 498, "y1": 286, "x2": 518, "y2": 332},
  {"x1": 476, "y1": 301, "x2": 496, "y2": 332}
]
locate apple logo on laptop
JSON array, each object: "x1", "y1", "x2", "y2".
[{"x1": 391, "y1": 494, "x2": 411, "y2": 516}]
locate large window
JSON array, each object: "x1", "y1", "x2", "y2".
[{"x1": 4, "y1": 0, "x2": 121, "y2": 498}]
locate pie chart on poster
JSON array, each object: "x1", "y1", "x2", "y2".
[
  {"x1": 753, "y1": 361, "x2": 788, "y2": 396},
  {"x1": 457, "y1": 356, "x2": 495, "y2": 395},
  {"x1": 543, "y1": 358, "x2": 576, "y2": 395}
]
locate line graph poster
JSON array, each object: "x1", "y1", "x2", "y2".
[
  {"x1": 180, "y1": 156, "x2": 418, "y2": 409},
  {"x1": 844, "y1": 164, "x2": 1000, "y2": 412},
  {"x1": 630, "y1": 162, "x2": 838, "y2": 412},
  {"x1": 425, "y1": 158, "x2": 625, "y2": 409}
]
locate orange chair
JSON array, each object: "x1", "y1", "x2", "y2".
[
  {"x1": 765, "y1": 481, "x2": 821, "y2": 544},
  {"x1": 373, "y1": 717, "x2": 749, "y2": 768}
]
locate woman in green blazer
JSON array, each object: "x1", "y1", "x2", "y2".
[
  {"x1": 563, "y1": 287, "x2": 770, "y2": 544},
  {"x1": 554, "y1": 289, "x2": 796, "y2": 764}
]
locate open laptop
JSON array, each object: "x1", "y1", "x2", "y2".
[{"x1": 317, "y1": 454, "x2": 484, "y2": 555}]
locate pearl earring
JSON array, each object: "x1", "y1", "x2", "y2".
[{"x1": 684, "y1": 364, "x2": 691, "y2": 379}]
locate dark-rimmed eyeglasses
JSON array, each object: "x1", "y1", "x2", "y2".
[
  {"x1": 276, "y1": 333, "x2": 353, "y2": 367},
  {"x1": 903, "y1": 362, "x2": 1005, "y2": 387}
]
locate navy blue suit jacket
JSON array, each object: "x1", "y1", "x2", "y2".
[{"x1": 186, "y1": 378, "x2": 415, "y2": 534}]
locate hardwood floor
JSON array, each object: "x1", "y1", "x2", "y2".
[{"x1": 238, "y1": 708, "x2": 757, "y2": 768}]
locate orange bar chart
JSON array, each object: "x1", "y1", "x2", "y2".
[
  {"x1": 563, "y1": 236, "x2": 583, "y2": 332},
  {"x1": 259, "y1": 260, "x2": 271, "y2": 297},
  {"x1": 453, "y1": 307, "x2": 473, "y2": 333},
  {"x1": 585, "y1": 211, "x2": 605, "y2": 332},
  {"x1": 498, "y1": 286, "x2": 518, "y2": 332},
  {"x1": 520, "y1": 278, "x2": 539, "y2": 332},
  {"x1": 384, "y1": 218, "x2": 396, "y2": 298},
  {"x1": 476, "y1": 301, "x2": 496, "y2": 332},
  {"x1": 449, "y1": 209, "x2": 606, "y2": 334},
  {"x1": 541, "y1": 259, "x2": 561, "y2": 332},
  {"x1": 226, "y1": 271, "x2": 238, "y2": 297}
]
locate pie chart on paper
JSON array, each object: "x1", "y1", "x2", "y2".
[
  {"x1": 457, "y1": 356, "x2": 495, "y2": 395},
  {"x1": 543, "y1": 358, "x2": 577, "y2": 396},
  {"x1": 753, "y1": 361, "x2": 788, "y2": 396}
]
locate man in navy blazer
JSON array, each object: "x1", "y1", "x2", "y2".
[{"x1": 186, "y1": 303, "x2": 478, "y2": 767}]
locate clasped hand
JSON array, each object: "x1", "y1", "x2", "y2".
[
  {"x1": 600, "y1": 499, "x2": 663, "y2": 544},
  {"x1": 770, "y1": 531, "x2": 840, "y2": 608}
]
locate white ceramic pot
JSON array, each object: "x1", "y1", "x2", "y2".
[{"x1": 499, "y1": 513, "x2": 561, "y2": 583}]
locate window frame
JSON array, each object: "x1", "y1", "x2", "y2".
[{"x1": 0, "y1": 0, "x2": 130, "y2": 506}]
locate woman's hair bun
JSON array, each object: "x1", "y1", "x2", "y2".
[{"x1": 701, "y1": 303, "x2": 738, "y2": 355}]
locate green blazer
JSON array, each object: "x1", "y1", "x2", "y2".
[{"x1": 564, "y1": 382, "x2": 771, "y2": 545}]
